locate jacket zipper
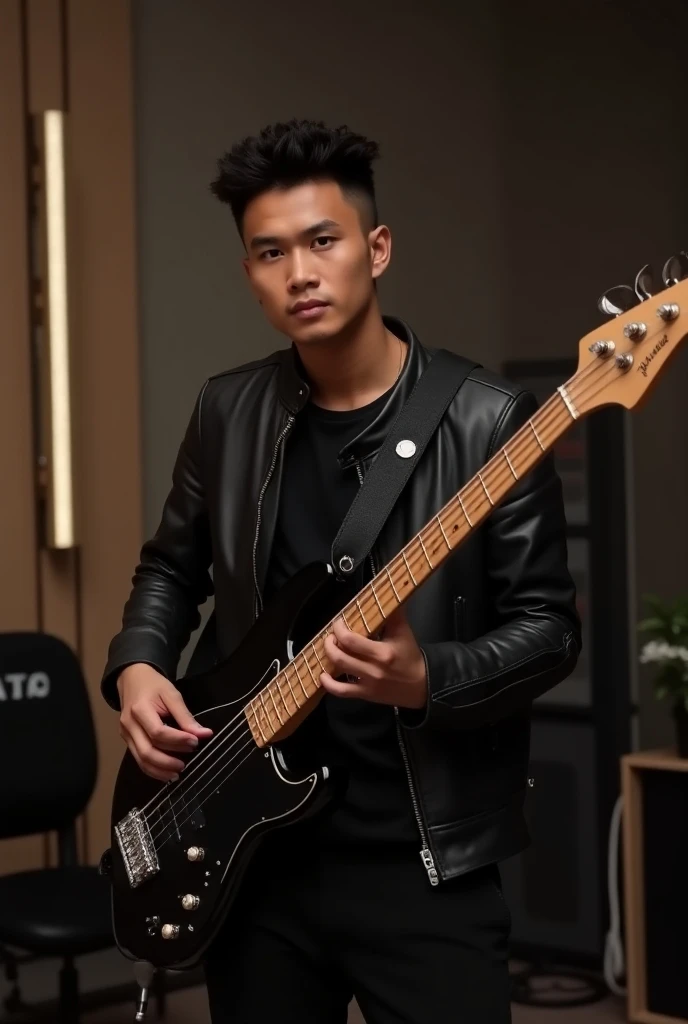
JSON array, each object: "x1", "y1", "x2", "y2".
[
  {"x1": 354, "y1": 461, "x2": 440, "y2": 887},
  {"x1": 252, "y1": 415, "x2": 295, "y2": 619},
  {"x1": 394, "y1": 710, "x2": 439, "y2": 886}
]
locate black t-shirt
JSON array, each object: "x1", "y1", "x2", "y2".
[{"x1": 263, "y1": 390, "x2": 419, "y2": 846}]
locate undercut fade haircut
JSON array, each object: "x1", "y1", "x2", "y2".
[{"x1": 210, "y1": 118, "x2": 380, "y2": 237}]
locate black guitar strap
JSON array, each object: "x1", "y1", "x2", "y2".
[
  {"x1": 186, "y1": 349, "x2": 479, "y2": 677},
  {"x1": 331, "y1": 348, "x2": 479, "y2": 581}
]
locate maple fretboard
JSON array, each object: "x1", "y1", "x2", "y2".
[{"x1": 245, "y1": 380, "x2": 580, "y2": 746}]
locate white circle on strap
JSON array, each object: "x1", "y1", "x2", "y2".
[{"x1": 396, "y1": 439, "x2": 416, "y2": 459}]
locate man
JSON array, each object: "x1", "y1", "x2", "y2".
[{"x1": 102, "y1": 119, "x2": 580, "y2": 1023}]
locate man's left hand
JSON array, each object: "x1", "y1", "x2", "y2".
[{"x1": 320, "y1": 607, "x2": 428, "y2": 710}]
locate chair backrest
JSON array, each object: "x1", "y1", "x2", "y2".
[{"x1": 0, "y1": 632, "x2": 97, "y2": 840}]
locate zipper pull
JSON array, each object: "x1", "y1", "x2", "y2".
[{"x1": 420, "y1": 847, "x2": 439, "y2": 886}]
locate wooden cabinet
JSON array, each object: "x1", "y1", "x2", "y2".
[{"x1": 622, "y1": 750, "x2": 688, "y2": 1023}]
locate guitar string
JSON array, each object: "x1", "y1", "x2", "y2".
[
  {"x1": 141, "y1": 352, "x2": 622, "y2": 839},
  {"x1": 154, "y1": 737, "x2": 257, "y2": 852},
  {"x1": 325, "y1": 348, "x2": 624, "y2": 638},
  {"x1": 145, "y1": 351, "x2": 625, "y2": 839},
  {"x1": 144, "y1": 715, "x2": 252, "y2": 834}
]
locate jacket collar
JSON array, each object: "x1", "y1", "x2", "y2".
[{"x1": 277, "y1": 315, "x2": 431, "y2": 464}]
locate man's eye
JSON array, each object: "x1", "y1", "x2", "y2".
[
  {"x1": 313, "y1": 236, "x2": 334, "y2": 249},
  {"x1": 260, "y1": 249, "x2": 282, "y2": 261}
]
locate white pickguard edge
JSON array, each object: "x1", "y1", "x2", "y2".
[
  {"x1": 219, "y1": 748, "x2": 322, "y2": 885},
  {"x1": 184, "y1": 652, "x2": 328, "y2": 885}
]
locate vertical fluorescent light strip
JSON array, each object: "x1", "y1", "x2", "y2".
[{"x1": 44, "y1": 110, "x2": 74, "y2": 548}]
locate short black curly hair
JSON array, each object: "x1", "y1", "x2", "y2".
[{"x1": 210, "y1": 118, "x2": 380, "y2": 237}]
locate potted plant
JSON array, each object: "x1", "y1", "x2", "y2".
[{"x1": 638, "y1": 594, "x2": 688, "y2": 757}]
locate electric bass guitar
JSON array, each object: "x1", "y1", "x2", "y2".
[{"x1": 102, "y1": 255, "x2": 688, "y2": 973}]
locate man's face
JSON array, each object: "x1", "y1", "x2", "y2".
[{"x1": 242, "y1": 180, "x2": 389, "y2": 345}]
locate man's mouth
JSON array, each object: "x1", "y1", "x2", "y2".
[{"x1": 290, "y1": 299, "x2": 330, "y2": 320}]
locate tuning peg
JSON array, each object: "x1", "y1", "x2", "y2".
[
  {"x1": 634, "y1": 264, "x2": 655, "y2": 300},
  {"x1": 662, "y1": 251, "x2": 688, "y2": 287},
  {"x1": 597, "y1": 284, "x2": 638, "y2": 318}
]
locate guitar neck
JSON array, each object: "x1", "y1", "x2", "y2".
[{"x1": 245, "y1": 379, "x2": 580, "y2": 746}]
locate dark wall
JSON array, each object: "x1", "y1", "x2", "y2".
[
  {"x1": 132, "y1": 0, "x2": 507, "y2": 534},
  {"x1": 498, "y1": 0, "x2": 688, "y2": 746},
  {"x1": 133, "y1": 0, "x2": 688, "y2": 735}
]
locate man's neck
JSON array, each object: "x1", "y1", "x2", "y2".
[{"x1": 294, "y1": 305, "x2": 406, "y2": 412}]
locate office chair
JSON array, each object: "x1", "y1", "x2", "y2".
[{"x1": 0, "y1": 631, "x2": 115, "y2": 1023}]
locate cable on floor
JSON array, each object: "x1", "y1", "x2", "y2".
[{"x1": 510, "y1": 792, "x2": 627, "y2": 1006}]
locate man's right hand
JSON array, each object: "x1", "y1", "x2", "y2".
[{"x1": 118, "y1": 663, "x2": 213, "y2": 782}]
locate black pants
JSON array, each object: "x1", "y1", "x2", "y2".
[{"x1": 204, "y1": 840, "x2": 512, "y2": 1023}]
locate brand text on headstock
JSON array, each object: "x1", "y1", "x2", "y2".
[{"x1": 638, "y1": 334, "x2": 669, "y2": 378}]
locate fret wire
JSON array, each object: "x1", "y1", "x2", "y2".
[
  {"x1": 300, "y1": 652, "x2": 318, "y2": 688},
  {"x1": 282, "y1": 668, "x2": 299, "y2": 706},
  {"x1": 350, "y1": 400, "x2": 574, "y2": 633},
  {"x1": 370, "y1": 580, "x2": 386, "y2": 618},
  {"x1": 385, "y1": 566, "x2": 401, "y2": 603},
  {"x1": 258, "y1": 693, "x2": 272, "y2": 737},
  {"x1": 437, "y1": 515, "x2": 452, "y2": 550},
  {"x1": 503, "y1": 448, "x2": 518, "y2": 479},
  {"x1": 478, "y1": 471, "x2": 494, "y2": 506},
  {"x1": 268, "y1": 686, "x2": 284, "y2": 726},
  {"x1": 311, "y1": 641, "x2": 325, "y2": 671},
  {"x1": 272, "y1": 676, "x2": 290, "y2": 716},
  {"x1": 299, "y1": 402, "x2": 572, "y2": 671},
  {"x1": 457, "y1": 493, "x2": 473, "y2": 527},
  {"x1": 355, "y1": 598, "x2": 371, "y2": 632},
  {"x1": 245, "y1": 701, "x2": 259, "y2": 735},
  {"x1": 529, "y1": 418, "x2": 545, "y2": 451},
  {"x1": 251, "y1": 704, "x2": 268, "y2": 744},
  {"x1": 274, "y1": 673, "x2": 291, "y2": 711},
  {"x1": 418, "y1": 535, "x2": 434, "y2": 569},
  {"x1": 341, "y1": 611, "x2": 352, "y2": 630},
  {"x1": 401, "y1": 550, "x2": 417, "y2": 585},
  {"x1": 292, "y1": 661, "x2": 309, "y2": 698}
]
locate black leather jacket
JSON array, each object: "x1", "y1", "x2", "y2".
[{"x1": 102, "y1": 316, "x2": 580, "y2": 883}]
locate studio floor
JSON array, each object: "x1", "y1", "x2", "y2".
[
  {"x1": 84, "y1": 984, "x2": 627, "y2": 1023},
  {"x1": 0, "y1": 948, "x2": 628, "y2": 1023}
]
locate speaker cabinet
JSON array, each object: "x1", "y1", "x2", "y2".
[
  {"x1": 500, "y1": 359, "x2": 635, "y2": 967},
  {"x1": 501, "y1": 717, "x2": 602, "y2": 960}
]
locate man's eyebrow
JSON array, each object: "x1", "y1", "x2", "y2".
[{"x1": 249, "y1": 219, "x2": 341, "y2": 251}]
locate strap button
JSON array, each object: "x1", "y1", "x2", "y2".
[{"x1": 396, "y1": 439, "x2": 416, "y2": 459}]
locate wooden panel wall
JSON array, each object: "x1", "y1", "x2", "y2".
[
  {"x1": 0, "y1": 0, "x2": 44, "y2": 874},
  {"x1": 0, "y1": 0, "x2": 141, "y2": 872},
  {"x1": 67, "y1": 0, "x2": 142, "y2": 862}
]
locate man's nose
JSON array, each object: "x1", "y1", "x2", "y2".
[{"x1": 287, "y1": 250, "x2": 319, "y2": 292}]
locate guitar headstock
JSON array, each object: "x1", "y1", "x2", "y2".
[{"x1": 575, "y1": 252, "x2": 688, "y2": 415}]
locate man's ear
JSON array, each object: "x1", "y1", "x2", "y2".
[{"x1": 370, "y1": 224, "x2": 392, "y2": 281}]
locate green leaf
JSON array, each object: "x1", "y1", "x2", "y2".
[
  {"x1": 655, "y1": 685, "x2": 669, "y2": 700},
  {"x1": 642, "y1": 594, "x2": 669, "y2": 616},
  {"x1": 638, "y1": 617, "x2": 667, "y2": 634}
]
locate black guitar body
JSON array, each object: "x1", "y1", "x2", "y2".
[{"x1": 106, "y1": 562, "x2": 340, "y2": 970}]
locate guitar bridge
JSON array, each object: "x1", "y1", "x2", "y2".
[{"x1": 115, "y1": 808, "x2": 159, "y2": 888}]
